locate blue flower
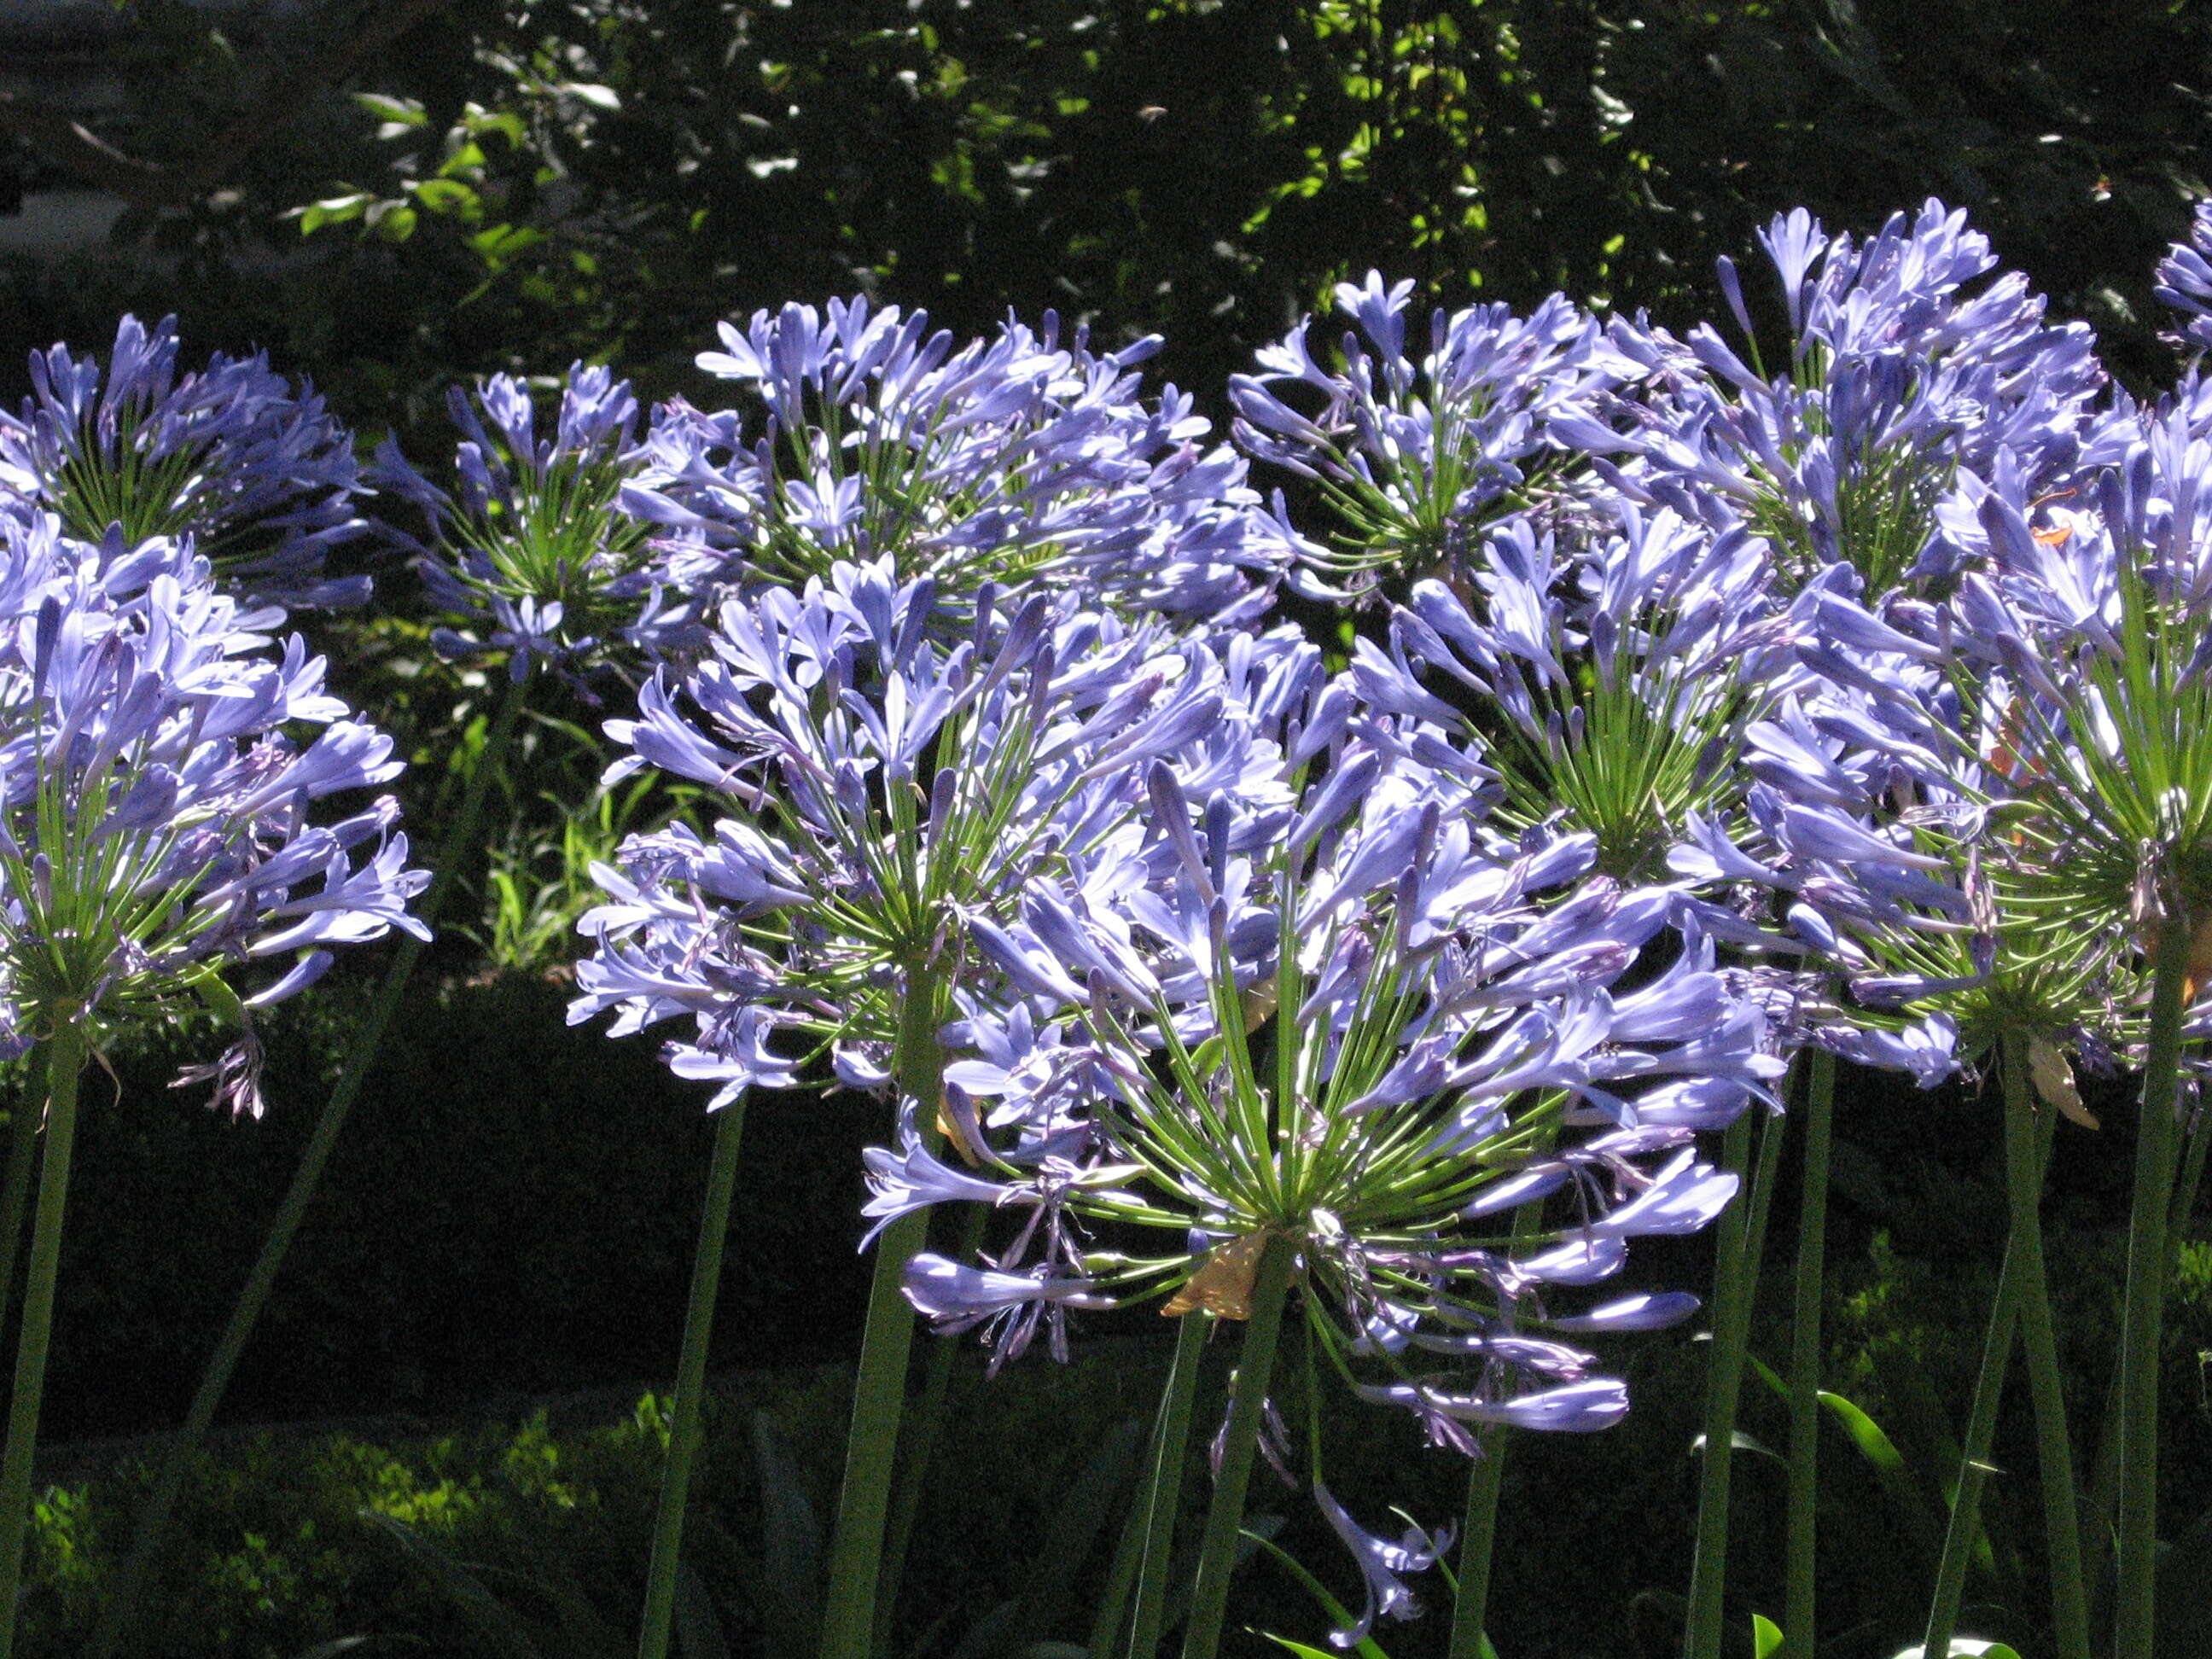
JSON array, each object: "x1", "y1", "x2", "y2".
[
  {"x1": 573, "y1": 563, "x2": 1308, "y2": 1115},
  {"x1": 620, "y1": 298, "x2": 1288, "y2": 627},
  {"x1": 1310, "y1": 1479, "x2": 1452, "y2": 1650},
  {"x1": 883, "y1": 675, "x2": 1783, "y2": 1435},
  {"x1": 2154, "y1": 201, "x2": 2212, "y2": 355},
  {"x1": 0, "y1": 514, "x2": 425, "y2": 1113},
  {"x1": 1608, "y1": 201, "x2": 2102, "y2": 594},
  {"x1": 1230, "y1": 275, "x2": 1638, "y2": 597},
  {"x1": 374, "y1": 364, "x2": 667, "y2": 682},
  {"x1": 0, "y1": 316, "x2": 370, "y2": 608}
]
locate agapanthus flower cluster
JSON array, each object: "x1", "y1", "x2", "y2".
[
  {"x1": 619, "y1": 298, "x2": 1289, "y2": 631},
  {"x1": 1588, "y1": 201, "x2": 2104, "y2": 595},
  {"x1": 1230, "y1": 272, "x2": 1640, "y2": 597},
  {"x1": 1353, "y1": 505, "x2": 1786, "y2": 882},
  {"x1": 0, "y1": 512, "x2": 426, "y2": 1114},
  {"x1": 1677, "y1": 394, "x2": 2212, "y2": 1097},
  {"x1": 374, "y1": 364, "x2": 671, "y2": 682},
  {"x1": 568, "y1": 559, "x2": 1297, "y2": 1104},
  {"x1": 863, "y1": 669, "x2": 1780, "y2": 1639},
  {"x1": 0, "y1": 315, "x2": 370, "y2": 608}
]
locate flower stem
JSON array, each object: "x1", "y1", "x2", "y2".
[
  {"x1": 872, "y1": 1202, "x2": 988, "y2": 1653},
  {"x1": 90, "y1": 672, "x2": 531, "y2": 1659},
  {"x1": 1782, "y1": 1046, "x2": 1836, "y2": 1657},
  {"x1": 1448, "y1": 1187, "x2": 1551, "y2": 1659},
  {"x1": 2112, "y1": 913, "x2": 2192, "y2": 1658},
  {"x1": 1179, "y1": 1234, "x2": 1297, "y2": 1659},
  {"x1": 818, "y1": 968, "x2": 947, "y2": 1659},
  {"x1": 637, "y1": 1093, "x2": 749, "y2": 1659},
  {"x1": 1919, "y1": 1217, "x2": 2023, "y2": 1659},
  {"x1": 1996, "y1": 1033, "x2": 2089, "y2": 1659},
  {"x1": 0, "y1": 1053, "x2": 48, "y2": 1343},
  {"x1": 1120, "y1": 1311, "x2": 1210, "y2": 1659},
  {"x1": 0, "y1": 1022, "x2": 85, "y2": 1659},
  {"x1": 1683, "y1": 1102, "x2": 1785, "y2": 1659}
]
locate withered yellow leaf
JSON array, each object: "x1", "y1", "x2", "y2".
[
  {"x1": 2029, "y1": 1038, "x2": 2099, "y2": 1131},
  {"x1": 1162, "y1": 1229, "x2": 1271, "y2": 1320}
]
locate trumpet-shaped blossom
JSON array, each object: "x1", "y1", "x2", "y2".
[
  {"x1": 1595, "y1": 201, "x2": 2103, "y2": 594},
  {"x1": 874, "y1": 690, "x2": 1782, "y2": 1425},
  {"x1": 570, "y1": 559, "x2": 1309, "y2": 1109},
  {"x1": 1230, "y1": 273, "x2": 1641, "y2": 597},
  {"x1": 0, "y1": 513, "x2": 426, "y2": 1113},
  {"x1": 619, "y1": 298, "x2": 1288, "y2": 628},
  {"x1": 1356, "y1": 508, "x2": 1787, "y2": 881},
  {"x1": 2155, "y1": 201, "x2": 2212, "y2": 356},
  {"x1": 374, "y1": 364, "x2": 670, "y2": 681},
  {"x1": 1311, "y1": 1480, "x2": 1452, "y2": 1649},
  {"x1": 0, "y1": 315, "x2": 369, "y2": 608}
]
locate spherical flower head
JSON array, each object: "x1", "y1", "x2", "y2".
[
  {"x1": 374, "y1": 364, "x2": 661, "y2": 684},
  {"x1": 1358, "y1": 508, "x2": 1789, "y2": 882},
  {"x1": 568, "y1": 560, "x2": 1315, "y2": 1110},
  {"x1": 619, "y1": 296, "x2": 1289, "y2": 633},
  {"x1": 1229, "y1": 272, "x2": 1640, "y2": 601},
  {"x1": 1613, "y1": 201, "x2": 2103, "y2": 597},
  {"x1": 0, "y1": 513, "x2": 427, "y2": 1115},
  {"x1": 0, "y1": 314, "x2": 370, "y2": 609},
  {"x1": 880, "y1": 696, "x2": 1783, "y2": 1423}
]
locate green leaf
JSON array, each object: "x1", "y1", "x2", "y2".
[
  {"x1": 410, "y1": 178, "x2": 480, "y2": 215},
  {"x1": 359, "y1": 1512, "x2": 547, "y2": 1659},
  {"x1": 1753, "y1": 1613, "x2": 1784, "y2": 1658},
  {"x1": 183, "y1": 963, "x2": 245, "y2": 1031},
  {"x1": 352, "y1": 92, "x2": 427, "y2": 125},
  {"x1": 1817, "y1": 1389, "x2": 1906, "y2": 1475},
  {"x1": 298, "y1": 193, "x2": 371, "y2": 235},
  {"x1": 1815, "y1": 1388, "x2": 1947, "y2": 1567},
  {"x1": 749, "y1": 1411, "x2": 821, "y2": 1656},
  {"x1": 1261, "y1": 1639, "x2": 1339, "y2": 1659},
  {"x1": 362, "y1": 200, "x2": 418, "y2": 243}
]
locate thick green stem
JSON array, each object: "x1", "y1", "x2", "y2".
[
  {"x1": 1995, "y1": 1035, "x2": 2089, "y2": 1659},
  {"x1": 2112, "y1": 915, "x2": 2191, "y2": 1658},
  {"x1": 637, "y1": 1095, "x2": 749, "y2": 1659},
  {"x1": 1179, "y1": 1235, "x2": 1297, "y2": 1659},
  {"x1": 818, "y1": 970, "x2": 946, "y2": 1659},
  {"x1": 0, "y1": 1023, "x2": 85, "y2": 1659},
  {"x1": 1684, "y1": 1103, "x2": 1786, "y2": 1659},
  {"x1": 872, "y1": 1202, "x2": 988, "y2": 1653},
  {"x1": 1920, "y1": 1222, "x2": 2024, "y2": 1659},
  {"x1": 0, "y1": 1053, "x2": 48, "y2": 1342},
  {"x1": 91, "y1": 673, "x2": 531, "y2": 1659},
  {"x1": 1782, "y1": 1048, "x2": 1836, "y2": 1658},
  {"x1": 1448, "y1": 1186, "x2": 1551, "y2": 1659},
  {"x1": 1118, "y1": 1311, "x2": 1210, "y2": 1659}
]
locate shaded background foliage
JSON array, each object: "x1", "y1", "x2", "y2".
[
  {"x1": 4, "y1": 3, "x2": 2212, "y2": 1653},
  {"x1": 6, "y1": 0, "x2": 2209, "y2": 445}
]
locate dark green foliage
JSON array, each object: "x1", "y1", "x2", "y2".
[
  {"x1": 4, "y1": 0, "x2": 2206, "y2": 452},
  {"x1": 17, "y1": 968, "x2": 879, "y2": 1440}
]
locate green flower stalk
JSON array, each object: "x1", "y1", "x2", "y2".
[
  {"x1": 96, "y1": 362, "x2": 655, "y2": 1657},
  {"x1": 0, "y1": 515, "x2": 427, "y2": 1659},
  {"x1": 876, "y1": 694, "x2": 1783, "y2": 1655},
  {"x1": 572, "y1": 564, "x2": 1293, "y2": 1657}
]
